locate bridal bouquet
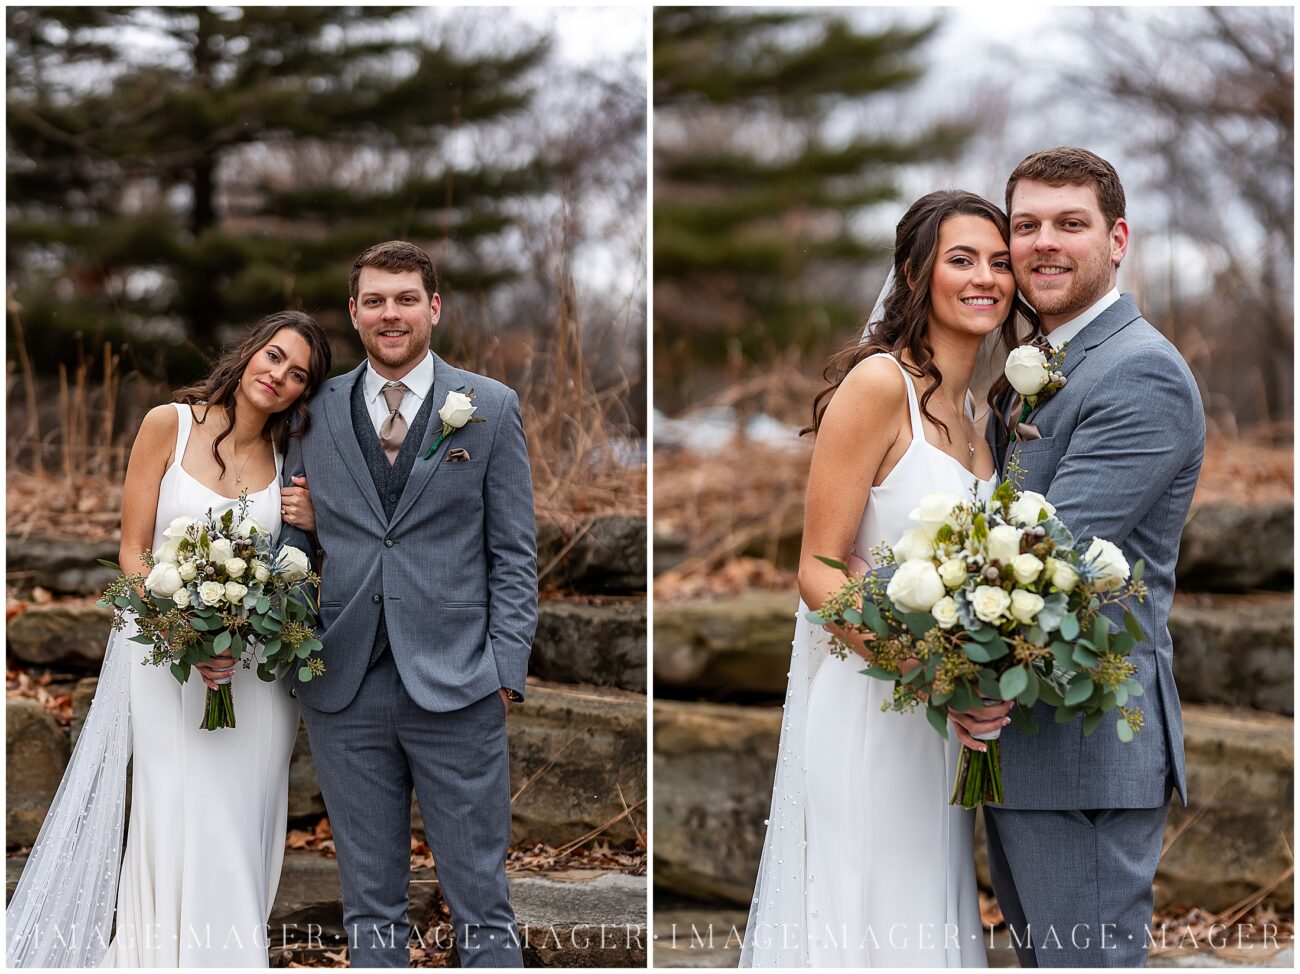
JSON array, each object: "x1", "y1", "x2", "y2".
[
  {"x1": 809, "y1": 463, "x2": 1149, "y2": 808},
  {"x1": 98, "y1": 492, "x2": 324, "y2": 730}
]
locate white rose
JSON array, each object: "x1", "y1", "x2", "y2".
[
  {"x1": 1085, "y1": 538, "x2": 1130, "y2": 591},
  {"x1": 145, "y1": 563, "x2": 183, "y2": 598},
  {"x1": 886, "y1": 561, "x2": 947, "y2": 613},
  {"x1": 1009, "y1": 589, "x2": 1046, "y2": 625},
  {"x1": 972, "y1": 584, "x2": 1012, "y2": 624},
  {"x1": 163, "y1": 516, "x2": 198, "y2": 541},
  {"x1": 1005, "y1": 345, "x2": 1049, "y2": 396},
  {"x1": 908, "y1": 491, "x2": 960, "y2": 539},
  {"x1": 938, "y1": 558, "x2": 968, "y2": 590},
  {"x1": 156, "y1": 539, "x2": 181, "y2": 565},
  {"x1": 224, "y1": 581, "x2": 249, "y2": 604},
  {"x1": 277, "y1": 545, "x2": 311, "y2": 583},
  {"x1": 931, "y1": 596, "x2": 960, "y2": 630},
  {"x1": 439, "y1": 391, "x2": 477, "y2": 428},
  {"x1": 1046, "y1": 557, "x2": 1078, "y2": 593},
  {"x1": 1008, "y1": 490, "x2": 1056, "y2": 526},
  {"x1": 224, "y1": 557, "x2": 247, "y2": 579},
  {"x1": 235, "y1": 516, "x2": 267, "y2": 540},
  {"x1": 986, "y1": 524, "x2": 1023, "y2": 565},
  {"x1": 1011, "y1": 553, "x2": 1044, "y2": 585},
  {"x1": 208, "y1": 539, "x2": 235, "y2": 564},
  {"x1": 172, "y1": 587, "x2": 192, "y2": 608},
  {"x1": 891, "y1": 527, "x2": 934, "y2": 564},
  {"x1": 198, "y1": 581, "x2": 226, "y2": 607},
  {"x1": 178, "y1": 560, "x2": 198, "y2": 582},
  {"x1": 252, "y1": 561, "x2": 271, "y2": 584}
]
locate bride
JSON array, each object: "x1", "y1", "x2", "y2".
[
  {"x1": 740, "y1": 191, "x2": 1035, "y2": 967},
  {"x1": 7, "y1": 311, "x2": 331, "y2": 967}
]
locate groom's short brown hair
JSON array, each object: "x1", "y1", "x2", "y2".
[
  {"x1": 350, "y1": 240, "x2": 439, "y2": 302},
  {"x1": 1006, "y1": 147, "x2": 1126, "y2": 229}
]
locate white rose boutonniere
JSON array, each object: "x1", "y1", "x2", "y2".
[
  {"x1": 1005, "y1": 341, "x2": 1069, "y2": 439},
  {"x1": 425, "y1": 389, "x2": 489, "y2": 459}
]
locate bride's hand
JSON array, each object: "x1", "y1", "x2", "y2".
[
  {"x1": 846, "y1": 552, "x2": 871, "y2": 576},
  {"x1": 280, "y1": 475, "x2": 315, "y2": 533},
  {"x1": 195, "y1": 652, "x2": 237, "y2": 691},
  {"x1": 948, "y1": 699, "x2": 1013, "y2": 752}
]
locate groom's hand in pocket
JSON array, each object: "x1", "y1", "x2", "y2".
[
  {"x1": 948, "y1": 699, "x2": 1013, "y2": 752},
  {"x1": 498, "y1": 688, "x2": 512, "y2": 713}
]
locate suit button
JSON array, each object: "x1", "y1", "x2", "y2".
[
  {"x1": 372, "y1": 594, "x2": 381, "y2": 604},
  {"x1": 384, "y1": 539, "x2": 394, "y2": 547},
  {"x1": 388, "y1": 493, "x2": 398, "y2": 502}
]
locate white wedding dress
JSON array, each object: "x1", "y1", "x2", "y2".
[
  {"x1": 741, "y1": 354, "x2": 994, "y2": 968},
  {"x1": 6, "y1": 403, "x2": 298, "y2": 968}
]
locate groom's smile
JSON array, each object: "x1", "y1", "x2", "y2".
[{"x1": 350, "y1": 266, "x2": 441, "y2": 379}]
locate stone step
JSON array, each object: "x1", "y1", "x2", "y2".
[
  {"x1": 7, "y1": 853, "x2": 647, "y2": 967},
  {"x1": 531, "y1": 598, "x2": 646, "y2": 692},
  {"x1": 9, "y1": 598, "x2": 650, "y2": 693},
  {"x1": 652, "y1": 591, "x2": 1293, "y2": 715},
  {"x1": 19, "y1": 681, "x2": 647, "y2": 853},
  {"x1": 652, "y1": 700, "x2": 1292, "y2": 914},
  {"x1": 652, "y1": 501, "x2": 1293, "y2": 594}
]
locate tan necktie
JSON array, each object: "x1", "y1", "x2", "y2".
[{"x1": 378, "y1": 381, "x2": 409, "y2": 464}]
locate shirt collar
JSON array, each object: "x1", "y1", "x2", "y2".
[
  {"x1": 1041, "y1": 287, "x2": 1121, "y2": 349},
  {"x1": 364, "y1": 350, "x2": 435, "y2": 404}
]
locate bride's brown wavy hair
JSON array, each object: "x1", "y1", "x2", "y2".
[
  {"x1": 804, "y1": 190, "x2": 1037, "y2": 438},
  {"x1": 174, "y1": 311, "x2": 332, "y2": 478}
]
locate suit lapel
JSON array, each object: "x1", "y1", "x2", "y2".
[
  {"x1": 322, "y1": 362, "x2": 386, "y2": 524},
  {"x1": 389, "y1": 353, "x2": 467, "y2": 528}
]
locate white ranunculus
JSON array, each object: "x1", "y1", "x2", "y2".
[
  {"x1": 224, "y1": 557, "x2": 247, "y2": 579},
  {"x1": 1009, "y1": 490, "x2": 1056, "y2": 526},
  {"x1": 972, "y1": 585, "x2": 1012, "y2": 624},
  {"x1": 909, "y1": 491, "x2": 960, "y2": 539},
  {"x1": 931, "y1": 596, "x2": 960, "y2": 630},
  {"x1": 172, "y1": 587, "x2": 192, "y2": 608},
  {"x1": 1005, "y1": 345, "x2": 1049, "y2": 396},
  {"x1": 178, "y1": 560, "x2": 198, "y2": 582},
  {"x1": 198, "y1": 581, "x2": 225, "y2": 607},
  {"x1": 235, "y1": 516, "x2": 267, "y2": 539},
  {"x1": 224, "y1": 581, "x2": 248, "y2": 604},
  {"x1": 252, "y1": 561, "x2": 270, "y2": 584},
  {"x1": 986, "y1": 524, "x2": 1023, "y2": 565},
  {"x1": 439, "y1": 391, "x2": 477, "y2": 428},
  {"x1": 1046, "y1": 557, "x2": 1078, "y2": 593},
  {"x1": 891, "y1": 527, "x2": 934, "y2": 564},
  {"x1": 1085, "y1": 538, "x2": 1130, "y2": 591},
  {"x1": 277, "y1": 545, "x2": 311, "y2": 583},
  {"x1": 155, "y1": 539, "x2": 181, "y2": 565},
  {"x1": 1011, "y1": 553, "x2": 1045, "y2": 585},
  {"x1": 887, "y1": 561, "x2": 947, "y2": 613},
  {"x1": 163, "y1": 516, "x2": 198, "y2": 541},
  {"x1": 145, "y1": 563, "x2": 183, "y2": 598},
  {"x1": 938, "y1": 558, "x2": 968, "y2": 590},
  {"x1": 208, "y1": 538, "x2": 235, "y2": 565},
  {"x1": 1009, "y1": 590, "x2": 1046, "y2": 625}
]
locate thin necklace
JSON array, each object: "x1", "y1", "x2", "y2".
[{"x1": 937, "y1": 390, "x2": 976, "y2": 461}]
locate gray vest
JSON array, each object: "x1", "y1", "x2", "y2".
[{"x1": 350, "y1": 373, "x2": 437, "y2": 666}]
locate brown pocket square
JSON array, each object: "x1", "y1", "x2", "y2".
[
  {"x1": 1016, "y1": 422, "x2": 1042, "y2": 441},
  {"x1": 446, "y1": 448, "x2": 471, "y2": 462}
]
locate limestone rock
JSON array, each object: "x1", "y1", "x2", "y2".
[
  {"x1": 652, "y1": 592, "x2": 796, "y2": 697},
  {"x1": 6, "y1": 699, "x2": 72, "y2": 848},
  {"x1": 538, "y1": 515, "x2": 646, "y2": 594},
  {"x1": 6, "y1": 534, "x2": 120, "y2": 596},
  {"x1": 1177, "y1": 503, "x2": 1292, "y2": 592},
  {"x1": 513, "y1": 869, "x2": 647, "y2": 966},
  {"x1": 531, "y1": 599, "x2": 646, "y2": 692},
  {"x1": 7, "y1": 602, "x2": 113, "y2": 670},
  {"x1": 1169, "y1": 594, "x2": 1292, "y2": 715}
]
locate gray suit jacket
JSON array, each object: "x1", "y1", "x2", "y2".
[
  {"x1": 986, "y1": 294, "x2": 1204, "y2": 809},
  {"x1": 280, "y1": 354, "x2": 537, "y2": 713}
]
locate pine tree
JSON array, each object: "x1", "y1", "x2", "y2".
[
  {"x1": 653, "y1": 8, "x2": 969, "y2": 409},
  {"x1": 7, "y1": 6, "x2": 552, "y2": 374}
]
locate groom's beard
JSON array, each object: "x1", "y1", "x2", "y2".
[{"x1": 1015, "y1": 249, "x2": 1112, "y2": 321}]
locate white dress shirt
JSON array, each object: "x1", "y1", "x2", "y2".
[
  {"x1": 1041, "y1": 287, "x2": 1121, "y2": 349},
  {"x1": 362, "y1": 351, "x2": 435, "y2": 436}
]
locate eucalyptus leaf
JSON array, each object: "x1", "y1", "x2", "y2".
[
  {"x1": 1082, "y1": 711, "x2": 1103, "y2": 736},
  {"x1": 1059, "y1": 611, "x2": 1080, "y2": 641},
  {"x1": 999, "y1": 666, "x2": 1029, "y2": 700},
  {"x1": 926, "y1": 705, "x2": 950, "y2": 740},
  {"x1": 1065, "y1": 676, "x2": 1095, "y2": 706},
  {"x1": 1117, "y1": 719, "x2": 1134, "y2": 743},
  {"x1": 298, "y1": 666, "x2": 313, "y2": 683},
  {"x1": 815, "y1": 555, "x2": 849, "y2": 572},
  {"x1": 1010, "y1": 703, "x2": 1039, "y2": 735}
]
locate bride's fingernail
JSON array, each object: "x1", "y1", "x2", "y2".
[{"x1": 1002, "y1": 718, "x2": 1011, "y2": 726}]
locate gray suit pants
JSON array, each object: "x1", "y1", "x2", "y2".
[
  {"x1": 985, "y1": 790, "x2": 1171, "y2": 967},
  {"x1": 299, "y1": 650, "x2": 520, "y2": 967}
]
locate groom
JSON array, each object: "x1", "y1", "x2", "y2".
[
  {"x1": 955, "y1": 148, "x2": 1204, "y2": 966},
  {"x1": 280, "y1": 240, "x2": 537, "y2": 966}
]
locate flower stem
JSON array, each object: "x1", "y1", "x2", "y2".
[{"x1": 201, "y1": 683, "x2": 237, "y2": 731}]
